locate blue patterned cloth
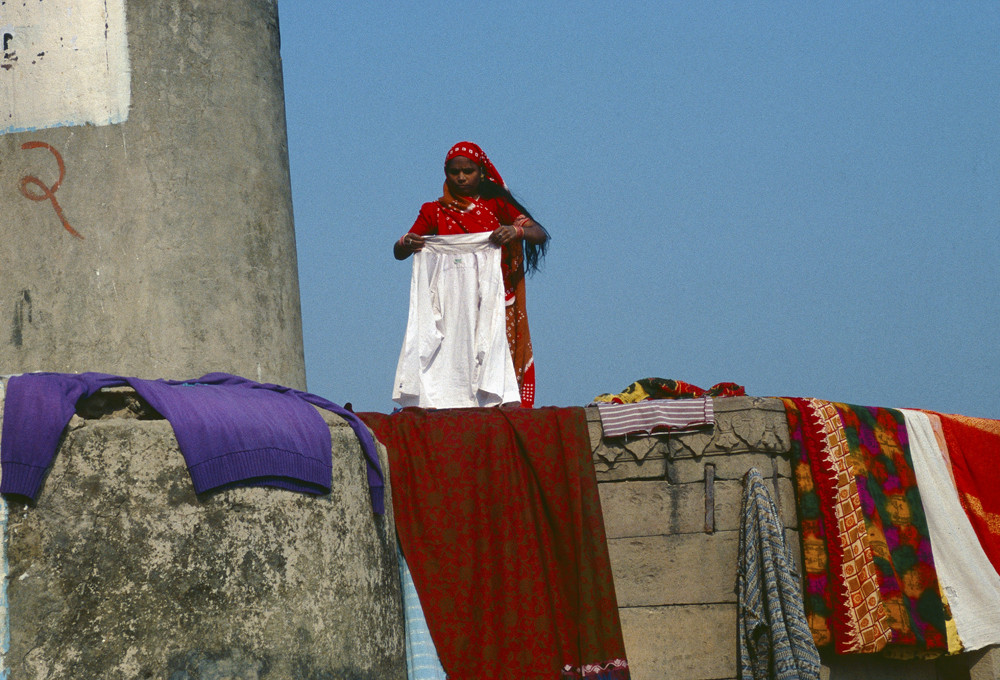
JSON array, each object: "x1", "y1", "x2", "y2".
[
  {"x1": 398, "y1": 546, "x2": 447, "y2": 680},
  {"x1": 738, "y1": 468, "x2": 820, "y2": 680}
]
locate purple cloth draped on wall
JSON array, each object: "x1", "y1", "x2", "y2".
[{"x1": 0, "y1": 372, "x2": 384, "y2": 514}]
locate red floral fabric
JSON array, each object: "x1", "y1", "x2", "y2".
[
  {"x1": 783, "y1": 398, "x2": 892, "y2": 653},
  {"x1": 360, "y1": 407, "x2": 629, "y2": 679}
]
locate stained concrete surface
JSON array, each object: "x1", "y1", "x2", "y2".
[
  {"x1": 0, "y1": 0, "x2": 305, "y2": 387},
  {"x1": 5, "y1": 412, "x2": 404, "y2": 680}
]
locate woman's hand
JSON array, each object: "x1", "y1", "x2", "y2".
[
  {"x1": 489, "y1": 225, "x2": 520, "y2": 247},
  {"x1": 403, "y1": 233, "x2": 425, "y2": 252},
  {"x1": 394, "y1": 233, "x2": 425, "y2": 260},
  {"x1": 490, "y1": 220, "x2": 546, "y2": 247}
]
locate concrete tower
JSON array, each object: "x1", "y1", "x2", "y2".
[{"x1": 1, "y1": 0, "x2": 305, "y2": 388}]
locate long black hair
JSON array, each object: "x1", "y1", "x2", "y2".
[{"x1": 479, "y1": 180, "x2": 549, "y2": 275}]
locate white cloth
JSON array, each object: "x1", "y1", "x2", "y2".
[
  {"x1": 901, "y1": 409, "x2": 1000, "y2": 651},
  {"x1": 393, "y1": 233, "x2": 520, "y2": 408}
]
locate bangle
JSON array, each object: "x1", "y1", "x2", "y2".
[
  {"x1": 515, "y1": 225, "x2": 524, "y2": 239},
  {"x1": 398, "y1": 235, "x2": 407, "y2": 248}
]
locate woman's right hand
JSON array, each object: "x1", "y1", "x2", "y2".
[{"x1": 402, "y1": 233, "x2": 425, "y2": 252}]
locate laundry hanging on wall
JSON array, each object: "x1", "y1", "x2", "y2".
[
  {"x1": 1, "y1": 372, "x2": 384, "y2": 514},
  {"x1": 781, "y1": 398, "x2": 949, "y2": 655},
  {"x1": 361, "y1": 406, "x2": 630, "y2": 680}
]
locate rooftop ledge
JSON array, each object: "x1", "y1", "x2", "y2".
[{"x1": 587, "y1": 395, "x2": 792, "y2": 482}]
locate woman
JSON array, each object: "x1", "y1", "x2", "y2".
[{"x1": 394, "y1": 142, "x2": 548, "y2": 408}]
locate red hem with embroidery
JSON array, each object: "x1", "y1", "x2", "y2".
[{"x1": 561, "y1": 658, "x2": 630, "y2": 679}]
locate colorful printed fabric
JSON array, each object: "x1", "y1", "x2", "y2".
[
  {"x1": 738, "y1": 468, "x2": 821, "y2": 680},
  {"x1": 593, "y1": 378, "x2": 745, "y2": 404},
  {"x1": 595, "y1": 397, "x2": 713, "y2": 437},
  {"x1": 835, "y1": 403, "x2": 947, "y2": 652},
  {"x1": 933, "y1": 413, "x2": 1000, "y2": 576},
  {"x1": 359, "y1": 407, "x2": 629, "y2": 680},
  {"x1": 782, "y1": 398, "x2": 891, "y2": 653},
  {"x1": 782, "y1": 398, "x2": 835, "y2": 647},
  {"x1": 782, "y1": 399, "x2": 950, "y2": 653}
]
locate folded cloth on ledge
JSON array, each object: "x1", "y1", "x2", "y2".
[
  {"x1": 0, "y1": 372, "x2": 384, "y2": 514},
  {"x1": 781, "y1": 398, "x2": 948, "y2": 655},
  {"x1": 593, "y1": 377, "x2": 744, "y2": 404},
  {"x1": 595, "y1": 397, "x2": 714, "y2": 437},
  {"x1": 359, "y1": 406, "x2": 629, "y2": 680}
]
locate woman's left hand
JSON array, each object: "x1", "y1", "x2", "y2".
[{"x1": 490, "y1": 224, "x2": 522, "y2": 247}]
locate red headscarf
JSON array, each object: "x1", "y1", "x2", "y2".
[
  {"x1": 440, "y1": 142, "x2": 536, "y2": 408},
  {"x1": 445, "y1": 141, "x2": 507, "y2": 189}
]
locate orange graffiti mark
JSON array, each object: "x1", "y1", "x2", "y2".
[{"x1": 19, "y1": 141, "x2": 83, "y2": 239}]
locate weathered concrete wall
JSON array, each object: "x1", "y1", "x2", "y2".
[
  {"x1": 0, "y1": 0, "x2": 305, "y2": 387},
  {"x1": 3, "y1": 396, "x2": 404, "y2": 679},
  {"x1": 590, "y1": 396, "x2": 1000, "y2": 680}
]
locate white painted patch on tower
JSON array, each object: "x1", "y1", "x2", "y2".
[{"x1": 1, "y1": 0, "x2": 130, "y2": 135}]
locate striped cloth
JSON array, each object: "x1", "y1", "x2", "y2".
[
  {"x1": 398, "y1": 547, "x2": 447, "y2": 680},
  {"x1": 594, "y1": 397, "x2": 713, "y2": 437},
  {"x1": 738, "y1": 468, "x2": 821, "y2": 680}
]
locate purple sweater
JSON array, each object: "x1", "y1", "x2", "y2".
[{"x1": 0, "y1": 372, "x2": 384, "y2": 514}]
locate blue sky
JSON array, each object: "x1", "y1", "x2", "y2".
[{"x1": 278, "y1": 2, "x2": 999, "y2": 418}]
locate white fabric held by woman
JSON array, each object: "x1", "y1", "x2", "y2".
[{"x1": 393, "y1": 233, "x2": 520, "y2": 408}]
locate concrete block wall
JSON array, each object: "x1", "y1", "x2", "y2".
[
  {"x1": 0, "y1": 387, "x2": 405, "y2": 679},
  {"x1": 588, "y1": 396, "x2": 1000, "y2": 680}
]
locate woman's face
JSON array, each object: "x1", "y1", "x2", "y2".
[{"x1": 445, "y1": 156, "x2": 482, "y2": 196}]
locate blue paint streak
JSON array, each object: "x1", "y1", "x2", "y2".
[{"x1": 0, "y1": 114, "x2": 127, "y2": 136}]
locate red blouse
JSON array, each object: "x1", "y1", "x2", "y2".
[{"x1": 408, "y1": 196, "x2": 524, "y2": 236}]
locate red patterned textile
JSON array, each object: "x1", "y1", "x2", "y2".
[
  {"x1": 360, "y1": 407, "x2": 629, "y2": 680},
  {"x1": 934, "y1": 413, "x2": 1000, "y2": 576}
]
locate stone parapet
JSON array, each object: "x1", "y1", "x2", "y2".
[
  {"x1": 4, "y1": 391, "x2": 998, "y2": 679},
  {"x1": 2, "y1": 399, "x2": 404, "y2": 679},
  {"x1": 589, "y1": 395, "x2": 791, "y2": 482},
  {"x1": 590, "y1": 395, "x2": 1000, "y2": 680}
]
